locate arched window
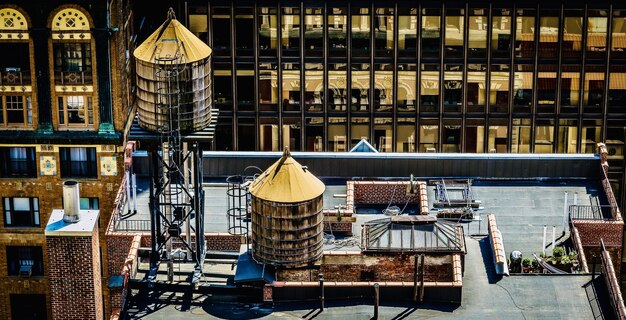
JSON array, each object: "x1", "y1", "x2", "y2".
[
  {"x1": 0, "y1": 7, "x2": 33, "y2": 127},
  {"x1": 50, "y1": 7, "x2": 96, "y2": 129}
]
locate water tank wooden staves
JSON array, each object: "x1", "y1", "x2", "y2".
[
  {"x1": 249, "y1": 148, "x2": 326, "y2": 268},
  {"x1": 133, "y1": 8, "x2": 212, "y2": 133}
]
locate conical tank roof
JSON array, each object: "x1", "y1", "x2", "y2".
[
  {"x1": 133, "y1": 8, "x2": 212, "y2": 64},
  {"x1": 249, "y1": 147, "x2": 325, "y2": 203}
]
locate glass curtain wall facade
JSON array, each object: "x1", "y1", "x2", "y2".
[{"x1": 191, "y1": 1, "x2": 626, "y2": 201}]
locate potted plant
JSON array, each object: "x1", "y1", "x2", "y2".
[
  {"x1": 531, "y1": 258, "x2": 539, "y2": 273},
  {"x1": 522, "y1": 258, "x2": 532, "y2": 273}
]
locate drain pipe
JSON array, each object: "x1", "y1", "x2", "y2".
[{"x1": 562, "y1": 192, "x2": 568, "y2": 234}]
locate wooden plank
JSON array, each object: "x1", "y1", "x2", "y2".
[{"x1": 324, "y1": 216, "x2": 357, "y2": 223}]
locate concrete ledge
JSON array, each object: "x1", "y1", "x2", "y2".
[{"x1": 487, "y1": 214, "x2": 509, "y2": 276}]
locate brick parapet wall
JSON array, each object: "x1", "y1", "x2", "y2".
[
  {"x1": 601, "y1": 245, "x2": 626, "y2": 320},
  {"x1": 349, "y1": 181, "x2": 428, "y2": 214},
  {"x1": 46, "y1": 226, "x2": 102, "y2": 320},
  {"x1": 570, "y1": 226, "x2": 590, "y2": 273},
  {"x1": 572, "y1": 219, "x2": 623, "y2": 271}
]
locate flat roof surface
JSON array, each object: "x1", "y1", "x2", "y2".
[{"x1": 123, "y1": 180, "x2": 612, "y2": 319}]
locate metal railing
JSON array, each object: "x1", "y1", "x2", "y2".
[
  {"x1": 600, "y1": 239, "x2": 626, "y2": 320},
  {"x1": 0, "y1": 70, "x2": 30, "y2": 85},
  {"x1": 115, "y1": 219, "x2": 151, "y2": 232},
  {"x1": 569, "y1": 205, "x2": 615, "y2": 221},
  {"x1": 56, "y1": 71, "x2": 92, "y2": 85}
]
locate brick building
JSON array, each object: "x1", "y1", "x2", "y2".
[{"x1": 0, "y1": 1, "x2": 133, "y2": 319}]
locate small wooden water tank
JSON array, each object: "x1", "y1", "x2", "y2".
[
  {"x1": 133, "y1": 8, "x2": 212, "y2": 133},
  {"x1": 249, "y1": 147, "x2": 326, "y2": 268}
]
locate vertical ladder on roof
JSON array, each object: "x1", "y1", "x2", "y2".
[{"x1": 442, "y1": 179, "x2": 451, "y2": 207}]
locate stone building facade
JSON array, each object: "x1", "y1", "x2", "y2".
[{"x1": 0, "y1": 1, "x2": 133, "y2": 319}]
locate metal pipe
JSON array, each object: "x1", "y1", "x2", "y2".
[
  {"x1": 319, "y1": 273, "x2": 325, "y2": 311},
  {"x1": 574, "y1": 192, "x2": 578, "y2": 206},
  {"x1": 542, "y1": 225, "x2": 547, "y2": 255},
  {"x1": 552, "y1": 226, "x2": 556, "y2": 251},
  {"x1": 126, "y1": 170, "x2": 132, "y2": 214},
  {"x1": 132, "y1": 173, "x2": 137, "y2": 213},
  {"x1": 562, "y1": 192, "x2": 568, "y2": 233},
  {"x1": 373, "y1": 283, "x2": 379, "y2": 319}
]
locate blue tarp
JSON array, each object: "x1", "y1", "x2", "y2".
[{"x1": 350, "y1": 139, "x2": 378, "y2": 153}]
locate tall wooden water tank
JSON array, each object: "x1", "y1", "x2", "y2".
[
  {"x1": 133, "y1": 8, "x2": 212, "y2": 133},
  {"x1": 249, "y1": 147, "x2": 326, "y2": 268}
]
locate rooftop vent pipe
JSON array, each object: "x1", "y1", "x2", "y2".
[{"x1": 63, "y1": 180, "x2": 81, "y2": 223}]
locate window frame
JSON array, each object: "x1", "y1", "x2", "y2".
[
  {"x1": 6, "y1": 246, "x2": 44, "y2": 276},
  {"x1": 0, "y1": 147, "x2": 36, "y2": 178},
  {"x1": 59, "y1": 147, "x2": 98, "y2": 179},
  {"x1": 3, "y1": 197, "x2": 40, "y2": 228},
  {"x1": 57, "y1": 95, "x2": 95, "y2": 127}
]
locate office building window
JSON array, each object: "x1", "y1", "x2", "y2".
[
  {"x1": 0, "y1": 43, "x2": 31, "y2": 85},
  {"x1": 538, "y1": 12, "x2": 559, "y2": 59},
  {"x1": 282, "y1": 118, "x2": 301, "y2": 151},
  {"x1": 374, "y1": 118, "x2": 392, "y2": 152},
  {"x1": 420, "y1": 64, "x2": 440, "y2": 112},
  {"x1": 6, "y1": 246, "x2": 43, "y2": 276},
  {"x1": 236, "y1": 64, "x2": 255, "y2": 111},
  {"x1": 421, "y1": 9, "x2": 441, "y2": 59},
  {"x1": 489, "y1": 64, "x2": 510, "y2": 113},
  {"x1": 189, "y1": 6, "x2": 208, "y2": 42},
  {"x1": 563, "y1": 11, "x2": 583, "y2": 59},
  {"x1": 609, "y1": 66, "x2": 626, "y2": 113},
  {"x1": 467, "y1": 64, "x2": 487, "y2": 113},
  {"x1": 445, "y1": 9, "x2": 464, "y2": 59},
  {"x1": 465, "y1": 119, "x2": 485, "y2": 153},
  {"x1": 374, "y1": 8, "x2": 394, "y2": 57},
  {"x1": 0, "y1": 147, "x2": 36, "y2": 178},
  {"x1": 515, "y1": 9, "x2": 535, "y2": 59},
  {"x1": 557, "y1": 120, "x2": 578, "y2": 153},
  {"x1": 583, "y1": 65, "x2": 605, "y2": 113},
  {"x1": 212, "y1": 7, "x2": 231, "y2": 54},
  {"x1": 419, "y1": 119, "x2": 439, "y2": 152},
  {"x1": 58, "y1": 96, "x2": 94, "y2": 126},
  {"x1": 587, "y1": 11, "x2": 609, "y2": 59},
  {"x1": 237, "y1": 118, "x2": 256, "y2": 151},
  {"x1": 374, "y1": 64, "x2": 393, "y2": 112},
  {"x1": 235, "y1": 8, "x2": 254, "y2": 55},
  {"x1": 328, "y1": 117, "x2": 347, "y2": 152},
  {"x1": 534, "y1": 119, "x2": 555, "y2": 153},
  {"x1": 351, "y1": 63, "x2": 370, "y2": 112},
  {"x1": 352, "y1": 7, "x2": 370, "y2": 57},
  {"x1": 397, "y1": 117, "x2": 416, "y2": 152},
  {"x1": 0, "y1": 95, "x2": 32, "y2": 126},
  {"x1": 468, "y1": 9, "x2": 487, "y2": 58},
  {"x1": 53, "y1": 43, "x2": 92, "y2": 84},
  {"x1": 488, "y1": 119, "x2": 508, "y2": 153},
  {"x1": 442, "y1": 119, "x2": 462, "y2": 152},
  {"x1": 259, "y1": 63, "x2": 278, "y2": 111},
  {"x1": 581, "y1": 120, "x2": 602, "y2": 153},
  {"x1": 305, "y1": 8, "x2": 324, "y2": 56},
  {"x1": 560, "y1": 65, "x2": 580, "y2": 113},
  {"x1": 398, "y1": 8, "x2": 418, "y2": 57},
  {"x1": 606, "y1": 121, "x2": 625, "y2": 163},
  {"x1": 305, "y1": 117, "x2": 324, "y2": 152},
  {"x1": 282, "y1": 7, "x2": 300, "y2": 56},
  {"x1": 4, "y1": 197, "x2": 39, "y2": 227},
  {"x1": 612, "y1": 10, "x2": 626, "y2": 59},
  {"x1": 328, "y1": 7, "x2": 347, "y2": 57},
  {"x1": 511, "y1": 118, "x2": 531, "y2": 153},
  {"x1": 258, "y1": 7, "x2": 278, "y2": 56},
  {"x1": 491, "y1": 9, "x2": 512, "y2": 59},
  {"x1": 59, "y1": 147, "x2": 97, "y2": 178},
  {"x1": 282, "y1": 63, "x2": 300, "y2": 112},
  {"x1": 213, "y1": 64, "x2": 233, "y2": 111},
  {"x1": 513, "y1": 65, "x2": 533, "y2": 113},
  {"x1": 537, "y1": 65, "x2": 557, "y2": 113},
  {"x1": 351, "y1": 117, "x2": 370, "y2": 147},
  {"x1": 328, "y1": 63, "x2": 347, "y2": 112},
  {"x1": 305, "y1": 63, "x2": 323, "y2": 111},
  {"x1": 259, "y1": 118, "x2": 279, "y2": 151},
  {"x1": 397, "y1": 64, "x2": 417, "y2": 112},
  {"x1": 444, "y1": 65, "x2": 463, "y2": 112},
  {"x1": 215, "y1": 117, "x2": 233, "y2": 151}
]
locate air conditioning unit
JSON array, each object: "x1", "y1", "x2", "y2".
[{"x1": 19, "y1": 265, "x2": 32, "y2": 277}]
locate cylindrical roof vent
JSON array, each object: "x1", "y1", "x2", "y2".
[{"x1": 63, "y1": 180, "x2": 80, "y2": 223}]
